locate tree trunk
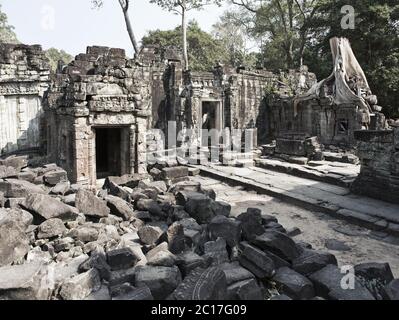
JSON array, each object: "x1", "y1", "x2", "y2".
[
  {"x1": 181, "y1": 3, "x2": 189, "y2": 70},
  {"x1": 122, "y1": 6, "x2": 139, "y2": 55}
]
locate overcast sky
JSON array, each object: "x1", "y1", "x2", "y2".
[{"x1": 2, "y1": 0, "x2": 229, "y2": 57}]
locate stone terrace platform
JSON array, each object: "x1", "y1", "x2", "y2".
[{"x1": 192, "y1": 163, "x2": 399, "y2": 237}]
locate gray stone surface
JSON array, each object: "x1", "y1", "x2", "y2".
[
  {"x1": 135, "y1": 265, "x2": 182, "y2": 300},
  {"x1": 37, "y1": 218, "x2": 67, "y2": 239},
  {"x1": 252, "y1": 230, "x2": 300, "y2": 262},
  {"x1": 0, "y1": 262, "x2": 51, "y2": 300},
  {"x1": 0, "y1": 216, "x2": 30, "y2": 266},
  {"x1": 23, "y1": 193, "x2": 78, "y2": 221},
  {"x1": 239, "y1": 243, "x2": 275, "y2": 279},
  {"x1": 272, "y1": 267, "x2": 315, "y2": 300},
  {"x1": 208, "y1": 215, "x2": 241, "y2": 248},
  {"x1": 172, "y1": 267, "x2": 227, "y2": 300},
  {"x1": 59, "y1": 269, "x2": 102, "y2": 300},
  {"x1": 75, "y1": 189, "x2": 110, "y2": 218}
]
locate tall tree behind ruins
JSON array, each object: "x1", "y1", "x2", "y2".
[
  {"x1": 0, "y1": 4, "x2": 19, "y2": 44},
  {"x1": 150, "y1": 0, "x2": 223, "y2": 70},
  {"x1": 92, "y1": 0, "x2": 140, "y2": 54}
]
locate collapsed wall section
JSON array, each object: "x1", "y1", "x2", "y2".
[
  {"x1": 351, "y1": 127, "x2": 399, "y2": 204},
  {"x1": 0, "y1": 44, "x2": 50, "y2": 156}
]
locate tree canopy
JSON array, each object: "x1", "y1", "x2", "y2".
[
  {"x1": 0, "y1": 4, "x2": 19, "y2": 44},
  {"x1": 45, "y1": 48, "x2": 74, "y2": 72},
  {"x1": 142, "y1": 20, "x2": 228, "y2": 71}
]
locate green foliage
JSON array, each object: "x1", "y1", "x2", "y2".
[
  {"x1": 0, "y1": 4, "x2": 18, "y2": 44},
  {"x1": 212, "y1": 10, "x2": 258, "y2": 68},
  {"x1": 45, "y1": 48, "x2": 74, "y2": 72},
  {"x1": 142, "y1": 21, "x2": 228, "y2": 71},
  {"x1": 231, "y1": 0, "x2": 399, "y2": 118}
]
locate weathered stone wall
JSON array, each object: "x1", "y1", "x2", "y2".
[
  {"x1": 0, "y1": 44, "x2": 50, "y2": 156},
  {"x1": 351, "y1": 127, "x2": 399, "y2": 204},
  {"x1": 267, "y1": 98, "x2": 367, "y2": 147},
  {"x1": 44, "y1": 46, "x2": 161, "y2": 185},
  {"x1": 171, "y1": 65, "x2": 317, "y2": 149}
]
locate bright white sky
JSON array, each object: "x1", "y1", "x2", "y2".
[{"x1": 1, "y1": 0, "x2": 230, "y2": 57}]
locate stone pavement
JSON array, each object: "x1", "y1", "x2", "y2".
[
  {"x1": 192, "y1": 163, "x2": 399, "y2": 236},
  {"x1": 255, "y1": 158, "x2": 360, "y2": 188}
]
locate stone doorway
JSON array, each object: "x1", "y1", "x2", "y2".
[
  {"x1": 201, "y1": 100, "x2": 222, "y2": 148},
  {"x1": 95, "y1": 127, "x2": 129, "y2": 179}
]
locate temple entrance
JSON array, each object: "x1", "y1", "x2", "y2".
[
  {"x1": 95, "y1": 127, "x2": 129, "y2": 179},
  {"x1": 201, "y1": 101, "x2": 222, "y2": 148}
]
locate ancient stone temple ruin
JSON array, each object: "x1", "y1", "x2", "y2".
[
  {"x1": 1, "y1": 38, "x2": 399, "y2": 302},
  {"x1": 0, "y1": 39, "x2": 396, "y2": 202},
  {"x1": 43, "y1": 46, "x2": 160, "y2": 185},
  {"x1": 0, "y1": 44, "x2": 50, "y2": 155}
]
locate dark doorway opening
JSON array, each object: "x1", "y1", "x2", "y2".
[
  {"x1": 201, "y1": 101, "x2": 222, "y2": 148},
  {"x1": 96, "y1": 128, "x2": 122, "y2": 179}
]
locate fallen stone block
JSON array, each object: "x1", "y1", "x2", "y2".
[
  {"x1": 135, "y1": 265, "x2": 182, "y2": 300},
  {"x1": 172, "y1": 266, "x2": 227, "y2": 300},
  {"x1": 38, "y1": 218, "x2": 67, "y2": 239},
  {"x1": 162, "y1": 166, "x2": 189, "y2": 181},
  {"x1": 211, "y1": 200, "x2": 231, "y2": 217},
  {"x1": 252, "y1": 230, "x2": 300, "y2": 262},
  {"x1": 0, "y1": 207, "x2": 33, "y2": 230},
  {"x1": 108, "y1": 267, "x2": 136, "y2": 287},
  {"x1": 237, "y1": 209, "x2": 265, "y2": 241},
  {"x1": 69, "y1": 226, "x2": 99, "y2": 243},
  {"x1": 75, "y1": 189, "x2": 110, "y2": 218},
  {"x1": 272, "y1": 267, "x2": 315, "y2": 300},
  {"x1": 239, "y1": 243, "x2": 275, "y2": 279},
  {"x1": 221, "y1": 262, "x2": 255, "y2": 286},
  {"x1": 23, "y1": 193, "x2": 79, "y2": 221},
  {"x1": 85, "y1": 285, "x2": 111, "y2": 300},
  {"x1": 111, "y1": 283, "x2": 153, "y2": 300},
  {"x1": 43, "y1": 169, "x2": 68, "y2": 186},
  {"x1": 79, "y1": 252, "x2": 111, "y2": 281},
  {"x1": 0, "y1": 216, "x2": 30, "y2": 266},
  {"x1": 138, "y1": 223, "x2": 166, "y2": 246},
  {"x1": 17, "y1": 170, "x2": 37, "y2": 183},
  {"x1": 208, "y1": 215, "x2": 241, "y2": 248},
  {"x1": 50, "y1": 181, "x2": 70, "y2": 195},
  {"x1": 354, "y1": 262, "x2": 394, "y2": 284},
  {"x1": 382, "y1": 279, "x2": 399, "y2": 300},
  {"x1": 0, "y1": 165, "x2": 17, "y2": 179},
  {"x1": 203, "y1": 238, "x2": 229, "y2": 265},
  {"x1": 188, "y1": 167, "x2": 200, "y2": 176},
  {"x1": 227, "y1": 278, "x2": 263, "y2": 300},
  {"x1": 107, "y1": 247, "x2": 139, "y2": 271},
  {"x1": 0, "y1": 179, "x2": 46, "y2": 198},
  {"x1": 0, "y1": 262, "x2": 51, "y2": 300},
  {"x1": 0, "y1": 155, "x2": 28, "y2": 171},
  {"x1": 292, "y1": 249, "x2": 337, "y2": 276},
  {"x1": 167, "y1": 222, "x2": 185, "y2": 254},
  {"x1": 176, "y1": 251, "x2": 207, "y2": 277},
  {"x1": 105, "y1": 195, "x2": 135, "y2": 221},
  {"x1": 146, "y1": 242, "x2": 176, "y2": 267},
  {"x1": 135, "y1": 199, "x2": 164, "y2": 217},
  {"x1": 59, "y1": 269, "x2": 102, "y2": 300},
  {"x1": 309, "y1": 265, "x2": 374, "y2": 300},
  {"x1": 177, "y1": 191, "x2": 214, "y2": 224}
]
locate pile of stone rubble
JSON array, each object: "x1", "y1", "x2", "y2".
[{"x1": 0, "y1": 154, "x2": 398, "y2": 300}]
